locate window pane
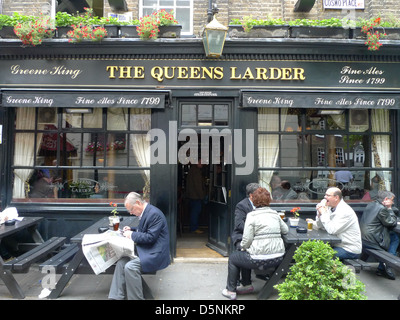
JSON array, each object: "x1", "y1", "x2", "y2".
[
  {"x1": 258, "y1": 108, "x2": 279, "y2": 131},
  {"x1": 371, "y1": 109, "x2": 391, "y2": 132},
  {"x1": 181, "y1": 104, "x2": 196, "y2": 126},
  {"x1": 176, "y1": 0, "x2": 190, "y2": 5},
  {"x1": 83, "y1": 108, "x2": 102, "y2": 128},
  {"x1": 280, "y1": 134, "x2": 299, "y2": 167},
  {"x1": 284, "y1": 111, "x2": 301, "y2": 132},
  {"x1": 63, "y1": 111, "x2": 81, "y2": 128},
  {"x1": 175, "y1": 7, "x2": 190, "y2": 32},
  {"x1": 160, "y1": 0, "x2": 174, "y2": 6},
  {"x1": 143, "y1": 0, "x2": 157, "y2": 7},
  {"x1": 47, "y1": 169, "x2": 149, "y2": 199},
  {"x1": 214, "y1": 104, "x2": 228, "y2": 126},
  {"x1": 198, "y1": 104, "x2": 212, "y2": 126},
  {"x1": 107, "y1": 108, "x2": 128, "y2": 130}
]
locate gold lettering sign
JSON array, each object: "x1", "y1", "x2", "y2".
[{"x1": 106, "y1": 65, "x2": 306, "y2": 82}]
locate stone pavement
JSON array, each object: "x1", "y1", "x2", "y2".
[{"x1": 0, "y1": 258, "x2": 399, "y2": 300}]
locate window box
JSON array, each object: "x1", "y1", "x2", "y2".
[
  {"x1": 289, "y1": 26, "x2": 350, "y2": 39},
  {"x1": 119, "y1": 25, "x2": 139, "y2": 38},
  {"x1": 228, "y1": 25, "x2": 289, "y2": 38},
  {"x1": 158, "y1": 25, "x2": 182, "y2": 38}
]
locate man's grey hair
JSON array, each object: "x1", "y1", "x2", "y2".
[
  {"x1": 246, "y1": 183, "x2": 260, "y2": 197},
  {"x1": 377, "y1": 190, "x2": 395, "y2": 203},
  {"x1": 125, "y1": 192, "x2": 145, "y2": 205}
]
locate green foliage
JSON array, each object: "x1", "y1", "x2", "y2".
[{"x1": 274, "y1": 240, "x2": 367, "y2": 300}]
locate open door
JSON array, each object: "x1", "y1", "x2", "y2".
[{"x1": 176, "y1": 100, "x2": 233, "y2": 257}]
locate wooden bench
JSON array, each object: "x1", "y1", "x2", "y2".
[
  {"x1": 39, "y1": 243, "x2": 79, "y2": 273},
  {"x1": 3, "y1": 237, "x2": 66, "y2": 273},
  {"x1": 343, "y1": 258, "x2": 372, "y2": 273},
  {"x1": 362, "y1": 247, "x2": 400, "y2": 272},
  {"x1": 40, "y1": 243, "x2": 156, "y2": 299}
]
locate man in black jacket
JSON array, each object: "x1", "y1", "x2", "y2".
[
  {"x1": 231, "y1": 182, "x2": 260, "y2": 293},
  {"x1": 360, "y1": 190, "x2": 399, "y2": 280}
]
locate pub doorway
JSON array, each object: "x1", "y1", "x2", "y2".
[{"x1": 175, "y1": 100, "x2": 233, "y2": 258}]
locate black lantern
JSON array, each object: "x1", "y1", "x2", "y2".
[{"x1": 202, "y1": 16, "x2": 228, "y2": 58}]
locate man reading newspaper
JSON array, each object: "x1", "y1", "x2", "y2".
[{"x1": 108, "y1": 192, "x2": 170, "y2": 300}]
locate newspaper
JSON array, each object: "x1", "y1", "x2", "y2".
[{"x1": 82, "y1": 230, "x2": 136, "y2": 275}]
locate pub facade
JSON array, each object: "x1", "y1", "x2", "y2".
[{"x1": 0, "y1": 0, "x2": 399, "y2": 258}]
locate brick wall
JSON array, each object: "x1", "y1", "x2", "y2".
[
  {"x1": 4, "y1": 0, "x2": 400, "y2": 33},
  {"x1": 3, "y1": 0, "x2": 52, "y2": 16}
]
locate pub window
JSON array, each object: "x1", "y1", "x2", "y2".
[
  {"x1": 258, "y1": 108, "x2": 393, "y2": 202},
  {"x1": 180, "y1": 103, "x2": 229, "y2": 127},
  {"x1": 12, "y1": 107, "x2": 151, "y2": 202},
  {"x1": 141, "y1": 0, "x2": 193, "y2": 35}
]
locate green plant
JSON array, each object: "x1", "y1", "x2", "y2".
[
  {"x1": 0, "y1": 14, "x2": 16, "y2": 29},
  {"x1": 157, "y1": 9, "x2": 178, "y2": 26},
  {"x1": 137, "y1": 9, "x2": 178, "y2": 40},
  {"x1": 109, "y1": 202, "x2": 119, "y2": 217},
  {"x1": 67, "y1": 23, "x2": 107, "y2": 42},
  {"x1": 119, "y1": 19, "x2": 140, "y2": 26},
  {"x1": 274, "y1": 240, "x2": 367, "y2": 300},
  {"x1": 55, "y1": 11, "x2": 82, "y2": 27},
  {"x1": 360, "y1": 17, "x2": 386, "y2": 51},
  {"x1": 14, "y1": 15, "x2": 55, "y2": 46},
  {"x1": 290, "y1": 207, "x2": 300, "y2": 218}
]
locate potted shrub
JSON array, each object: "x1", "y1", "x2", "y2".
[
  {"x1": 228, "y1": 15, "x2": 289, "y2": 38},
  {"x1": 14, "y1": 14, "x2": 55, "y2": 46},
  {"x1": 108, "y1": 202, "x2": 120, "y2": 230},
  {"x1": 353, "y1": 16, "x2": 400, "y2": 41},
  {"x1": 55, "y1": 11, "x2": 82, "y2": 38},
  {"x1": 0, "y1": 13, "x2": 21, "y2": 38},
  {"x1": 274, "y1": 240, "x2": 367, "y2": 300},
  {"x1": 289, "y1": 18, "x2": 350, "y2": 39},
  {"x1": 289, "y1": 206, "x2": 300, "y2": 227},
  {"x1": 67, "y1": 24, "x2": 107, "y2": 43},
  {"x1": 157, "y1": 9, "x2": 181, "y2": 38},
  {"x1": 137, "y1": 9, "x2": 181, "y2": 40}
]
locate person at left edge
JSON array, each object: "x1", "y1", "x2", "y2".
[{"x1": 108, "y1": 192, "x2": 170, "y2": 300}]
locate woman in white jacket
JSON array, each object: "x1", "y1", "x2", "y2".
[{"x1": 222, "y1": 187, "x2": 289, "y2": 300}]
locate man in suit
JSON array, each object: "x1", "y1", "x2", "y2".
[
  {"x1": 108, "y1": 192, "x2": 170, "y2": 300},
  {"x1": 231, "y1": 183, "x2": 260, "y2": 293}
]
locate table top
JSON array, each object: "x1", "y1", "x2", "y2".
[
  {"x1": 283, "y1": 219, "x2": 341, "y2": 245},
  {"x1": 0, "y1": 217, "x2": 43, "y2": 239},
  {"x1": 71, "y1": 216, "x2": 139, "y2": 243}
]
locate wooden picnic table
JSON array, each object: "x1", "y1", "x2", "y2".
[
  {"x1": 0, "y1": 217, "x2": 45, "y2": 299},
  {"x1": 48, "y1": 216, "x2": 139, "y2": 299},
  {"x1": 258, "y1": 218, "x2": 342, "y2": 299}
]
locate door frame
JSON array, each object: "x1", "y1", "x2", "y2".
[{"x1": 175, "y1": 98, "x2": 234, "y2": 256}]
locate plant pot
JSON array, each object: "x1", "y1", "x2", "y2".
[
  {"x1": 0, "y1": 26, "x2": 17, "y2": 39},
  {"x1": 56, "y1": 26, "x2": 73, "y2": 38},
  {"x1": 158, "y1": 25, "x2": 182, "y2": 38},
  {"x1": 103, "y1": 25, "x2": 119, "y2": 38},
  {"x1": 289, "y1": 218, "x2": 300, "y2": 227},
  {"x1": 119, "y1": 25, "x2": 139, "y2": 38},
  {"x1": 289, "y1": 26, "x2": 350, "y2": 39},
  {"x1": 109, "y1": 216, "x2": 119, "y2": 227},
  {"x1": 228, "y1": 25, "x2": 289, "y2": 38},
  {"x1": 352, "y1": 27, "x2": 400, "y2": 40}
]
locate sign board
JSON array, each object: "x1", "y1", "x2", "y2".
[
  {"x1": 2, "y1": 91, "x2": 167, "y2": 108},
  {"x1": 323, "y1": 0, "x2": 364, "y2": 9},
  {"x1": 241, "y1": 92, "x2": 399, "y2": 109}
]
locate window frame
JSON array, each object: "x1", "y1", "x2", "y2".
[{"x1": 140, "y1": 0, "x2": 193, "y2": 35}]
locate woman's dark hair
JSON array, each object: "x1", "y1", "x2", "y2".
[{"x1": 252, "y1": 187, "x2": 271, "y2": 208}]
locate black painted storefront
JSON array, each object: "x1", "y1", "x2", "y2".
[{"x1": 0, "y1": 37, "x2": 399, "y2": 258}]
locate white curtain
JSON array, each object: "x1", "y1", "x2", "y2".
[
  {"x1": 13, "y1": 108, "x2": 44, "y2": 198},
  {"x1": 371, "y1": 109, "x2": 391, "y2": 190},
  {"x1": 129, "y1": 109, "x2": 151, "y2": 182},
  {"x1": 258, "y1": 108, "x2": 288, "y2": 192}
]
